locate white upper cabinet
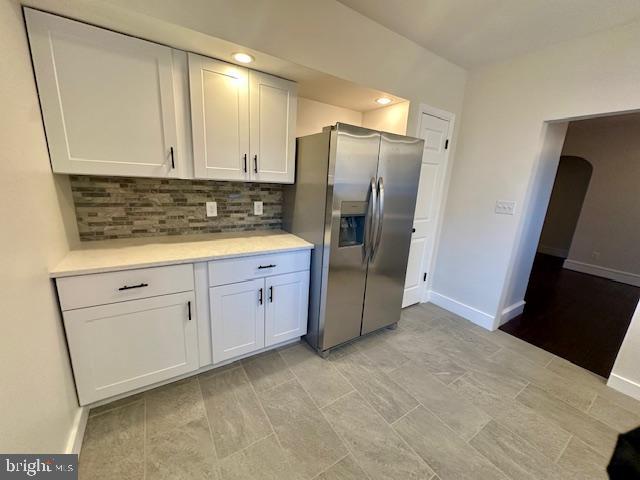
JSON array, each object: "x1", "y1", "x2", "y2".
[
  {"x1": 188, "y1": 54, "x2": 250, "y2": 181},
  {"x1": 25, "y1": 9, "x2": 181, "y2": 178},
  {"x1": 249, "y1": 71, "x2": 297, "y2": 183},
  {"x1": 189, "y1": 54, "x2": 297, "y2": 183}
]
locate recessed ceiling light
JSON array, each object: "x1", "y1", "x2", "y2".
[
  {"x1": 232, "y1": 52, "x2": 254, "y2": 64},
  {"x1": 375, "y1": 97, "x2": 392, "y2": 105}
]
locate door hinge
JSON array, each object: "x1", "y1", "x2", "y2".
[
  {"x1": 423, "y1": 273, "x2": 427, "y2": 282},
  {"x1": 444, "y1": 139, "x2": 449, "y2": 150}
]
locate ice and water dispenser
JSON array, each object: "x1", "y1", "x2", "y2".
[{"x1": 338, "y1": 201, "x2": 367, "y2": 247}]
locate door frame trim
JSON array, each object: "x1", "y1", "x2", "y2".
[{"x1": 412, "y1": 103, "x2": 456, "y2": 304}]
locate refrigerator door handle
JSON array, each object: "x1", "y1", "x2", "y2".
[
  {"x1": 371, "y1": 176, "x2": 385, "y2": 260},
  {"x1": 364, "y1": 177, "x2": 377, "y2": 261}
]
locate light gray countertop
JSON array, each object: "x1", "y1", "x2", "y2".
[{"x1": 50, "y1": 230, "x2": 314, "y2": 278}]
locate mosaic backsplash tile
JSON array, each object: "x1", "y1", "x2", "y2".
[{"x1": 70, "y1": 176, "x2": 283, "y2": 241}]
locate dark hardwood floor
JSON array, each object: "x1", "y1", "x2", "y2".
[{"x1": 500, "y1": 253, "x2": 640, "y2": 377}]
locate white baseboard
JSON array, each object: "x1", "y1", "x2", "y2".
[
  {"x1": 428, "y1": 291, "x2": 495, "y2": 330},
  {"x1": 563, "y1": 259, "x2": 640, "y2": 287},
  {"x1": 65, "y1": 406, "x2": 88, "y2": 455},
  {"x1": 607, "y1": 373, "x2": 640, "y2": 401},
  {"x1": 500, "y1": 300, "x2": 526, "y2": 326},
  {"x1": 537, "y1": 245, "x2": 568, "y2": 258}
]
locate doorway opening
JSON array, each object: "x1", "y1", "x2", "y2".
[{"x1": 501, "y1": 113, "x2": 640, "y2": 378}]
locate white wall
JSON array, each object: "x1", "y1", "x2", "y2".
[
  {"x1": 432, "y1": 18, "x2": 640, "y2": 332},
  {"x1": 610, "y1": 304, "x2": 640, "y2": 399},
  {"x1": 0, "y1": 0, "x2": 81, "y2": 452},
  {"x1": 361, "y1": 101, "x2": 410, "y2": 135},
  {"x1": 296, "y1": 97, "x2": 362, "y2": 137},
  {"x1": 561, "y1": 114, "x2": 640, "y2": 277}
]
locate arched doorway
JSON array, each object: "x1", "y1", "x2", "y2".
[{"x1": 537, "y1": 156, "x2": 592, "y2": 258}]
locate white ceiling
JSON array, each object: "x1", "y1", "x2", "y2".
[{"x1": 337, "y1": 0, "x2": 640, "y2": 68}]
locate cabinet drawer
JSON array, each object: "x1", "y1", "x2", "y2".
[
  {"x1": 56, "y1": 264, "x2": 194, "y2": 311},
  {"x1": 208, "y1": 250, "x2": 310, "y2": 287}
]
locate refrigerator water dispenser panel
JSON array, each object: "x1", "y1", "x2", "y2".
[{"x1": 339, "y1": 201, "x2": 367, "y2": 247}]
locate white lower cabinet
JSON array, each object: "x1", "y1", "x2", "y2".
[
  {"x1": 63, "y1": 291, "x2": 198, "y2": 405},
  {"x1": 265, "y1": 271, "x2": 309, "y2": 347},
  {"x1": 210, "y1": 279, "x2": 265, "y2": 363}
]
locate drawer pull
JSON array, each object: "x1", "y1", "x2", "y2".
[
  {"x1": 118, "y1": 283, "x2": 149, "y2": 291},
  {"x1": 258, "y1": 264, "x2": 276, "y2": 269}
]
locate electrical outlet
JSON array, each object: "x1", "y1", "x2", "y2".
[
  {"x1": 206, "y1": 201, "x2": 217, "y2": 217},
  {"x1": 254, "y1": 201, "x2": 263, "y2": 215},
  {"x1": 495, "y1": 200, "x2": 516, "y2": 215},
  {"x1": 592, "y1": 251, "x2": 601, "y2": 260}
]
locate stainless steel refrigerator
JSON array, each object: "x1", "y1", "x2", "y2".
[{"x1": 284, "y1": 123, "x2": 423, "y2": 355}]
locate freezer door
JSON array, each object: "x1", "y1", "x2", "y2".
[
  {"x1": 320, "y1": 124, "x2": 380, "y2": 350},
  {"x1": 361, "y1": 132, "x2": 423, "y2": 334}
]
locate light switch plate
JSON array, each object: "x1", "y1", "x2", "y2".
[
  {"x1": 254, "y1": 201, "x2": 263, "y2": 215},
  {"x1": 206, "y1": 201, "x2": 217, "y2": 217},
  {"x1": 495, "y1": 200, "x2": 516, "y2": 215}
]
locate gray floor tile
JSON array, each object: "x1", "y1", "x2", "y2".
[
  {"x1": 258, "y1": 379, "x2": 347, "y2": 479},
  {"x1": 355, "y1": 333, "x2": 411, "y2": 374},
  {"x1": 393, "y1": 406, "x2": 507, "y2": 480},
  {"x1": 330, "y1": 350, "x2": 418, "y2": 423},
  {"x1": 79, "y1": 401, "x2": 145, "y2": 480},
  {"x1": 218, "y1": 434, "x2": 298, "y2": 480},
  {"x1": 89, "y1": 392, "x2": 144, "y2": 417},
  {"x1": 557, "y1": 437, "x2": 609, "y2": 480},
  {"x1": 145, "y1": 378, "x2": 207, "y2": 439},
  {"x1": 451, "y1": 374, "x2": 571, "y2": 460},
  {"x1": 279, "y1": 342, "x2": 353, "y2": 408},
  {"x1": 516, "y1": 384, "x2": 618, "y2": 458},
  {"x1": 393, "y1": 362, "x2": 490, "y2": 440},
  {"x1": 199, "y1": 367, "x2": 272, "y2": 459},
  {"x1": 322, "y1": 391, "x2": 434, "y2": 480},
  {"x1": 492, "y1": 347, "x2": 597, "y2": 411},
  {"x1": 469, "y1": 420, "x2": 567, "y2": 480},
  {"x1": 588, "y1": 394, "x2": 640, "y2": 432},
  {"x1": 315, "y1": 455, "x2": 369, "y2": 480},
  {"x1": 242, "y1": 350, "x2": 294, "y2": 392},
  {"x1": 146, "y1": 417, "x2": 218, "y2": 480},
  {"x1": 436, "y1": 322, "x2": 502, "y2": 357}
]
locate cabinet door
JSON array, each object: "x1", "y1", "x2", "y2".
[
  {"x1": 25, "y1": 8, "x2": 180, "y2": 178},
  {"x1": 265, "y1": 271, "x2": 309, "y2": 347},
  {"x1": 63, "y1": 292, "x2": 198, "y2": 405},
  {"x1": 189, "y1": 53, "x2": 250, "y2": 180},
  {"x1": 249, "y1": 71, "x2": 297, "y2": 183},
  {"x1": 210, "y1": 279, "x2": 265, "y2": 363}
]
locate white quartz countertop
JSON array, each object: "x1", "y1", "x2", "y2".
[{"x1": 50, "y1": 231, "x2": 313, "y2": 278}]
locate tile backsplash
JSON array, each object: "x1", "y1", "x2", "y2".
[{"x1": 70, "y1": 176, "x2": 283, "y2": 241}]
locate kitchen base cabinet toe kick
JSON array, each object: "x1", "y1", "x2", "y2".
[{"x1": 55, "y1": 250, "x2": 310, "y2": 406}]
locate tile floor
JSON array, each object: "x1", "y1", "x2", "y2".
[{"x1": 79, "y1": 303, "x2": 640, "y2": 479}]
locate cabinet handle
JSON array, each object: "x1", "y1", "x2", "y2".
[
  {"x1": 269, "y1": 286, "x2": 273, "y2": 303},
  {"x1": 187, "y1": 300, "x2": 192, "y2": 321},
  {"x1": 118, "y1": 283, "x2": 148, "y2": 291},
  {"x1": 258, "y1": 288, "x2": 263, "y2": 305},
  {"x1": 253, "y1": 154, "x2": 258, "y2": 173},
  {"x1": 258, "y1": 264, "x2": 276, "y2": 269},
  {"x1": 243, "y1": 153, "x2": 248, "y2": 173},
  {"x1": 170, "y1": 147, "x2": 175, "y2": 169}
]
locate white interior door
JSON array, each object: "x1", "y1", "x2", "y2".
[
  {"x1": 249, "y1": 70, "x2": 297, "y2": 183},
  {"x1": 210, "y1": 279, "x2": 265, "y2": 363},
  {"x1": 25, "y1": 8, "x2": 180, "y2": 178},
  {"x1": 189, "y1": 53, "x2": 250, "y2": 180},
  {"x1": 265, "y1": 271, "x2": 309, "y2": 346},
  {"x1": 403, "y1": 112, "x2": 451, "y2": 307}
]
